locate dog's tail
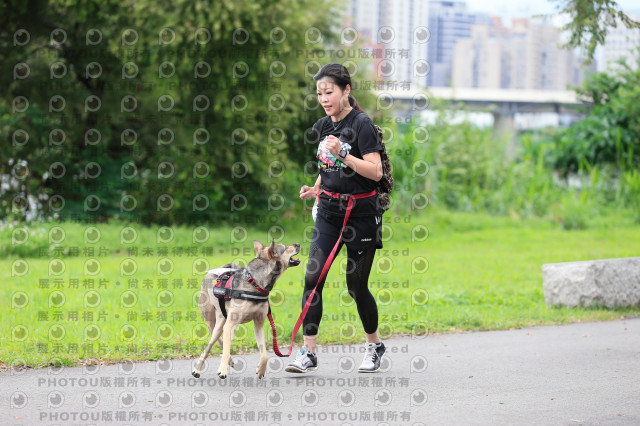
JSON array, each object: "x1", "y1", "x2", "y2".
[{"x1": 221, "y1": 262, "x2": 242, "y2": 269}]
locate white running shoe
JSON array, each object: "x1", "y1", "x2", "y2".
[
  {"x1": 358, "y1": 342, "x2": 385, "y2": 373},
  {"x1": 285, "y1": 346, "x2": 318, "y2": 373}
]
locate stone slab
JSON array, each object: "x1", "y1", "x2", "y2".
[{"x1": 542, "y1": 257, "x2": 640, "y2": 308}]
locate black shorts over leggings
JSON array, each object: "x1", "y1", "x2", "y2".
[{"x1": 301, "y1": 209, "x2": 382, "y2": 336}]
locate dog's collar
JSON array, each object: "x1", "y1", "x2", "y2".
[{"x1": 247, "y1": 272, "x2": 269, "y2": 294}]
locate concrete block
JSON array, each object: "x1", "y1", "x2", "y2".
[{"x1": 542, "y1": 257, "x2": 640, "y2": 308}]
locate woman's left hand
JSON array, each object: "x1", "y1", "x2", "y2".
[{"x1": 325, "y1": 135, "x2": 341, "y2": 158}]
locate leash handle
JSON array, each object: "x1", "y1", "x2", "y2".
[{"x1": 270, "y1": 196, "x2": 354, "y2": 357}]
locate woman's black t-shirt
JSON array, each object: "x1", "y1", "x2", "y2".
[{"x1": 311, "y1": 109, "x2": 382, "y2": 217}]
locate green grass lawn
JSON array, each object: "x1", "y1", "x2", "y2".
[{"x1": 1, "y1": 210, "x2": 639, "y2": 369}]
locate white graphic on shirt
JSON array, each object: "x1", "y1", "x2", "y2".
[{"x1": 317, "y1": 137, "x2": 351, "y2": 169}]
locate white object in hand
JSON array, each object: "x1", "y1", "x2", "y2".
[{"x1": 312, "y1": 197, "x2": 318, "y2": 222}]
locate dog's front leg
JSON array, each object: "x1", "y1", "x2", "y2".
[
  {"x1": 254, "y1": 315, "x2": 268, "y2": 379},
  {"x1": 218, "y1": 319, "x2": 238, "y2": 379}
]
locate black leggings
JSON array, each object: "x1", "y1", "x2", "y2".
[{"x1": 302, "y1": 213, "x2": 379, "y2": 336}]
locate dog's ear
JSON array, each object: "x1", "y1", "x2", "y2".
[
  {"x1": 267, "y1": 239, "x2": 276, "y2": 258},
  {"x1": 253, "y1": 240, "x2": 265, "y2": 256}
]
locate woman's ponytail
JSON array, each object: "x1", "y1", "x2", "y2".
[{"x1": 348, "y1": 94, "x2": 365, "y2": 113}]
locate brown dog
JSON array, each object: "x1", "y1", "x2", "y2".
[{"x1": 192, "y1": 240, "x2": 300, "y2": 379}]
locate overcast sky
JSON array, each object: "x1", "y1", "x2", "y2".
[{"x1": 464, "y1": 0, "x2": 640, "y2": 25}]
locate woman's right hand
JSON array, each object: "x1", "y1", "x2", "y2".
[{"x1": 299, "y1": 185, "x2": 318, "y2": 200}]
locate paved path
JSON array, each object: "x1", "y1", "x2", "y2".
[{"x1": 2, "y1": 318, "x2": 639, "y2": 425}]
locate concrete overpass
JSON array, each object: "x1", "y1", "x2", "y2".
[{"x1": 374, "y1": 87, "x2": 588, "y2": 136}]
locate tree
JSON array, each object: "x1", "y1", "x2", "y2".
[
  {"x1": 553, "y1": 55, "x2": 640, "y2": 174},
  {"x1": 550, "y1": 0, "x2": 640, "y2": 62},
  {"x1": 0, "y1": 0, "x2": 340, "y2": 224}
]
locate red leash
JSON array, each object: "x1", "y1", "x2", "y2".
[{"x1": 268, "y1": 189, "x2": 376, "y2": 357}]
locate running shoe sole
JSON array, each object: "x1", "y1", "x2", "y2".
[{"x1": 285, "y1": 365, "x2": 317, "y2": 373}]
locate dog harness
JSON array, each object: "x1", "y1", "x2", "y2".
[
  {"x1": 212, "y1": 271, "x2": 285, "y2": 352},
  {"x1": 212, "y1": 271, "x2": 269, "y2": 319}
]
